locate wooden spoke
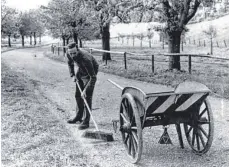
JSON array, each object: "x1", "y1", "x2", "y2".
[
  {"x1": 130, "y1": 135, "x2": 136, "y2": 156},
  {"x1": 199, "y1": 108, "x2": 207, "y2": 118},
  {"x1": 192, "y1": 128, "x2": 196, "y2": 146},
  {"x1": 124, "y1": 99, "x2": 129, "y2": 113},
  {"x1": 198, "y1": 130, "x2": 206, "y2": 148},
  {"x1": 132, "y1": 131, "x2": 138, "y2": 145},
  {"x1": 121, "y1": 113, "x2": 129, "y2": 123},
  {"x1": 132, "y1": 135, "x2": 137, "y2": 155},
  {"x1": 196, "y1": 133, "x2": 200, "y2": 151},
  {"x1": 187, "y1": 126, "x2": 193, "y2": 135},
  {"x1": 198, "y1": 117, "x2": 209, "y2": 124},
  {"x1": 131, "y1": 127, "x2": 137, "y2": 130},
  {"x1": 122, "y1": 103, "x2": 130, "y2": 122},
  {"x1": 124, "y1": 133, "x2": 130, "y2": 144},
  {"x1": 128, "y1": 134, "x2": 132, "y2": 155},
  {"x1": 198, "y1": 125, "x2": 208, "y2": 138},
  {"x1": 127, "y1": 102, "x2": 133, "y2": 124}
]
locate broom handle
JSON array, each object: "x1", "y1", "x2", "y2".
[{"x1": 76, "y1": 81, "x2": 100, "y2": 131}]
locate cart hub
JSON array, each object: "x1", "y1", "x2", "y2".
[{"x1": 121, "y1": 122, "x2": 132, "y2": 133}]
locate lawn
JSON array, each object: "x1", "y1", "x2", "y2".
[{"x1": 45, "y1": 40, "x2": 229, "y2": 99}]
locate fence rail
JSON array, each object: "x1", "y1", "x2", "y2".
[{"x1": 50, "y1": 44, "x2": 229, "y2": 74}]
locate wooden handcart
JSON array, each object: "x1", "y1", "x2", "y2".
[{"x1": 108, "y1": 80, "x2": 214, "y2": 163}]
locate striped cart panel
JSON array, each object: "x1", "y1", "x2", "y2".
[
  {"x1": 175, "y1": 92, "x2": 207, "y2": 112},
  {"x1": 145, "y1": 92, "x2": 209, "y2": 115}
]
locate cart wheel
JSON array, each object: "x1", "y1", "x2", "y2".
[
  {"x1": 184, "y1": 98, "x2": 214, "y2": 155},
  {"x1": 119, "y1": 93, "x2": 143, "y2": 163}
]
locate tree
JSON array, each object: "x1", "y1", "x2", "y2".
[
  {"x1": 23, "y1": 9, "x2": 46, "y2": 46},
  {"x1": 203, "y1": 25, "x2": 217, "y2": 55},
  {"x1": 147, "y1": 27, "x2": 154, "y2": 48},
  {"x1": 1, "y1": 0, "x2": 17, "y2": 47},
  {"x1": 160, "y1": 0, "x2": 204, "y2": 70},
  {"x1": 17, "y1": 12, "x2": 33, "y2": 47},
  {"x1": 40, "y1": 0, "x2": 76, "y2": 54},
  {"x1": 84, "y1": 0, "x2": 135, "y2": 61},
  {"x1": 130, "y1": 0, "x2": 214, "y2": 70},
  {"x1": 136, "y1": 33, "x2": 144, "y2": 48},
  {"x1": 40, "y1": 0, "x2": 96, "y2": 53}
]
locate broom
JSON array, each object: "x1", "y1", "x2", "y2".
[{"x1": 76, "y1": 81, "x2": 114, "y2": 142}]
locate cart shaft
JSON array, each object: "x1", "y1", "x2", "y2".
[{"x1": 108, "y1": 79, "x2": 124, "y2": 90}]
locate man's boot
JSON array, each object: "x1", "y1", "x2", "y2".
[
  {"x1": 78, "y1": 96, "x2": 92, "y2": 130},
  {"x1": 68, "y1": 97, "x2": 84, "y2": 124}
]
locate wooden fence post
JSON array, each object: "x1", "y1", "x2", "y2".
[
  {"x1": 132, "y1": 37, "x2": 135, "y2": 47},
  {"x1": 188, "y1": 55, "x2": 192, "y2": 74},
  {"x1": 124, "y1": 52, "x2": 127, "y2": 70},
  {"x1": 224, "y1": 40, "x2": 227, "y2": 47},
  {"x1": 105, "y1": 51, "x2": 108, "y2": 65},
  {"x1": 210, "y1": 38, "x2": 213, "y2": 55},
  {"x1": 152, "y1": 55, "x2": 154, "y2": 73}
]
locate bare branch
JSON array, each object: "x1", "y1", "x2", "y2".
[
  {"x1": 162, "y1": 0, "x2": 171, "y2": 18},
  {"x1": 179, "y1": 0, "x2": 191, "y2": 27},
  {"x1": 184, "y1": 0, "x2": 200, "y2": 25}
]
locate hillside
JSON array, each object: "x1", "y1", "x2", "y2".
[
  {"x1": 186, "y1": 14, "x2": 229, "y2": 41},
  {"x1": 110, "y1": 14, "x2": 229, "y2": 42}
]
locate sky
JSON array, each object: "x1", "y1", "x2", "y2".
[{"x1": 6, "y1": 0, "x2": 50, "y2": 11}]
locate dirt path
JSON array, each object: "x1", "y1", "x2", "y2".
[{"x1": 1, "y1": 47, "x2": 229, "y2": 167}]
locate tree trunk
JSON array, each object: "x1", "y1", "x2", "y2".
[
  {"x1": 140, "y1": 38, "x2": 142, "y2": 48},
  {"x1": 39, "y1": 34, "x2": 41, "y2": 44},
  {"x1": 162, "y1": 35, "x2": 164, "y2": 49},
  {"x1": 30, "y1": 34, "x2": 32, "y2": 45},
  {"x1": 168, "y1": 31, "x2": 182, "y2": 70},
  {"x1": 8, "y1": 34, "x2": 11, "y2": 47},
  {"x1": 101, "y1": 24, "x2": 111, "y2": 61},
  {"x1": 62, "y1": 36, "x2": 66, "y2": 56},
  {"x1": 22, "y1": 35, "x2": 25, "y2": 47},
  {"x1": 66, "y1": 38, "x2": 69, "y2": 45},
  {"x1": 33, "y1": 32, "x2": 36, "y2": 45},
  {"x1": 72, "y1": 31, "x2": 78, "y2": 46},
  {"x1": 210, "y1": 37, "x2": 213, "y2": 55},
  {"x1": 79, "y1": 39, "x2": 82, "y2": 48}
]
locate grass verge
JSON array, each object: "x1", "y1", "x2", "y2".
[
  {"x1": 43, "y1": 46, "x2": 229, "y2": 99},
  {"x1": 1, "y1": 63, "x2": 96, "y2": 167}
]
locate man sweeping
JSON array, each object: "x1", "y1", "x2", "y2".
[{"x1": 66, "y1": 42, "x2": 99, "y2": 130}]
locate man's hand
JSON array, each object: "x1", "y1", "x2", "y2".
[
  {"x1": 72, "y1": 76, "x2": 77, "y2": 82},
  {"x1": 81, "y1": 89, "x2": 86, "y2": 98}
]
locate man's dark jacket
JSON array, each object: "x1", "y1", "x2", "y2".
[{"x1": 66, "y1": 49, "x2": 99, "y2": 89}]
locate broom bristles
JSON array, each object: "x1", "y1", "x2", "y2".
[{"x1": 82, "y1": 130, "x2": 114, "y2": 142}]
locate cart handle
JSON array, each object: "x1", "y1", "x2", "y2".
[{"x1": 107, "y1": 79, "x2": 124, "y2": 90}]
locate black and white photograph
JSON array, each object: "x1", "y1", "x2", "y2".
[{"x1": 1, "y1": 0, "x2": 229, "y2": 166}]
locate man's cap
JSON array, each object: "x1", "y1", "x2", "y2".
[{"x1": 67, "y1": 42, "x2": 78, "y2": 54}]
